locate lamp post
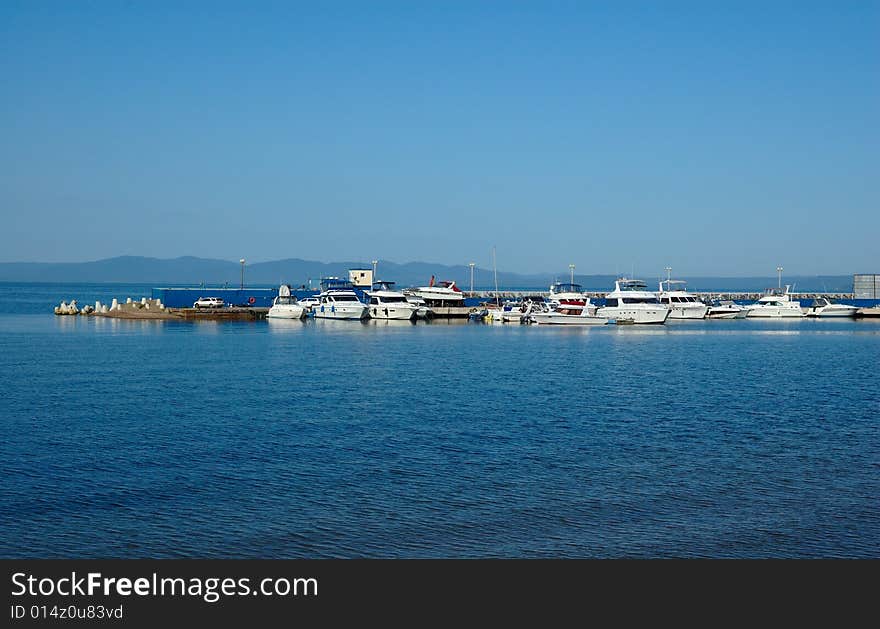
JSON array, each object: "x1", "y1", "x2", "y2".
[
  {"x1": 240, "y1": 258, "x2": 246, "y2": 290},
  {"x1": 469, "y1": 262, "x2": 475, "y2": 294},
  {"x1": 776, "y1": 266, "x2": 783, "y2": 289},
  {"x1": 665, "y1": 266, "x2": 672, "y2": 286},
  {"x1": 371, "y1": 260, "x2": 378, "y2": 282},
  {"x1": 569, "y1": 264, "x2": 575, "y2": 285}
]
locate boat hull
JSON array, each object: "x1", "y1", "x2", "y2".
[
  {"x1": 368, "y1": 305, "x2": 418, "y2": 320},
  {"x1": 707, "y1": 310, "x2": 745, "y2": 319},
  {"x1": 425, "y1": 306, "x2": 471, "y2": 318},
  {"x1": 806, "y1": 307, "x2": 858, "y2": 318},
  {"x1": 667, "y1": 305, "x2": 709, "y2": 320},
  {"x1": 596, "y1": 307, "x2": 669, "y2": 324},
  {"x1": 266, "y1": 305, "x2": 305, "y2": 319},
  {"x1": 746, "y1": 307, "x2": 805, "y2": 318},
  {"x1": 530, "y1": 313, "x2": 607, "y2": 325},
  {"x1": 314, "y1": 305, "x2": 369, "y2": 320}
]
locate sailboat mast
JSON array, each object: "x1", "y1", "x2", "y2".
[{"x1": 493, "y1": 246, "x2": 499, "y2": 306}]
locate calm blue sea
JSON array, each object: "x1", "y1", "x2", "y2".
[{"x1": 1, "y1": 282, "x2": 878, "y2": 558}]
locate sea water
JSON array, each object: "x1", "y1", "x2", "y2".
[{"x1": 1, "y1": 283, "x2": 878, "y2": 557}]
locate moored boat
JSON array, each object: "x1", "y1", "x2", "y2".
[
  {"x1": 366, "y1": 281, "x2": 423, "y2": 320},
  {"x1": 266, "y1": 285, "x2": 305, "y2": 319},
  {"x1": 529, "y1": 302, "x2": 607, "y2": 326},
  {"x1": 596, "y1": 279, "x2": 670, "y2": 324},
  {"x1": 805, "y1": 297, "x2": 858, "y2": 318},
  {"x1": 548, "y1": 282, "x2": 588, "y2": 307},
  {"x1": 657, "y1": 279, "x2": 708, "y2": 319},
  {"x1": 706, "y1": 300, "x2": 748, "y2": 319},
  {"x1": 745, "y1": 286, "x2": 805, "y2": 318},
  {"x1": 404, "y1": 277, "x2": 469, "y2": 317},
  {"x1": 314, "y1": 277, "x2": 369, "y2": 320}
]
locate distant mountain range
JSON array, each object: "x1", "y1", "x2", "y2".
[{"x1": 0, "y1": 256, "x2": 857, "y2": 292}]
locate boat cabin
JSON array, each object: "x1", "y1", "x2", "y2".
[
  {"x1": 550, "y1": 282, "x2": 583, "y2": 293},
  {"x1": 320, "y1": 277, "x2": 356, "y2": 292},
  {"x1": 320, "y1": 291, "x2": 362, "y2": 304},
  {"x1": 369, "y1": 294, "x2": 409, "y2": 305}
]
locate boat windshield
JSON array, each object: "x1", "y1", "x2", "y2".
[
  {"x1": 620, "y1": 280, "x2": 648, "y2": 290},
  {"x1": 332, "y1": 294, "x2": 360, "y2": 302},
  {"x1": 622, "y1": 297, "x2": 660, "y2": 304}
]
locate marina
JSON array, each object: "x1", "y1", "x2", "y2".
[{"x1": 50, "y1": 269, "x2": 880, "y2": 323}]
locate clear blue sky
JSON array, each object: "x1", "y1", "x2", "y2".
[{"x1": 2, "y1": 1, "x2": 877, "y2": 276}]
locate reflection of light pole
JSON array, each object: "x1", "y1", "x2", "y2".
[
  {"x1": 240, "y1": 258, "x2": 246, "y2": 289},
  {"x1": 469, "y1": 262, "x2": 475, "y2": 293},
  {"x1": 776, "y1": 266, "x2": 783, "y2": 289},
  {"x1": 569, "y1": 264, "x2": 575, "y2": 285},
  {"x1": 371, "y1": 259, "x2": 378, "y2": 281}
]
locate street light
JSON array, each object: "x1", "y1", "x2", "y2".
[
  {"x1": 468, "y1": 262, "x2": 475, "y2": 294},
  {"x1": 371, "y1": 260, "x2": 378, "y2": 281},
  {"x1": 776, "y1": 266, "x2": 783, "y2": 289},
  {"x1": 569, "y1": 264, "x2": 575, "y2": 285},
  {"x1": 240, "y1": 258, "x2": 246, "y2": 290}
]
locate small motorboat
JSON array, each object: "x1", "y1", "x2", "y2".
[
  {"x1": 529, "y1": 303, "x2": 607, "y2": 326},
  {"x1": 267, "y1": 285, "x2": 305, "y2": 319},
  {"x1": 805, "y1": 297, "x2": 857, "y2": 318},
  {"x1": 468, "y1": 307, "x2": 488, "y2": 322},
  {"x1": 706, "y1": 300, "x2": 748, "y2": 319}
]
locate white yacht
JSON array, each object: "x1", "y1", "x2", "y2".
[
  {"x1": 548, "y1": 282, "x2": 588, "y2": 307},
  {"x1": 805, "y1": 297, "x2": 857, "y2": 318},
  {"x1": 745, "y1": 286, "x2": 805, "y2": 318},
  {"x1": 596, "y1": 279, "x2": 670, "y2": 324},
  {"x1": 529, "y1": 302, "x2": 607, "y2": 325},
  {"x1": 657, "y1": 280, "x2": 708, "y2": 319},
  {"x1": 706, "y1": 300, "x2": 748, "y2": 319},
  {"x1": 366, "y1": 281, "x2": 425, "y2": 320},
  {"x1": 405, "y1": 278, "x2": 469, "y2": 317},
  {"x1": 314, "y1": 277, "x2": 369, "y2": 320},
  {"x1": 407, "y1": 279, "x2": 465, "y2": 307},
  {"x1": 266, "y1": 285, "x2": 305, "y2": 319}
]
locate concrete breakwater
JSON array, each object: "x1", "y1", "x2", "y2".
[{"x1": 54, "y1": 297, "x2": 268, "y2": 320}]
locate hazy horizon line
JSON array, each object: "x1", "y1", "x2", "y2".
[{"x1": 0, "y1": 254, "x2": 864, "y2": 279}]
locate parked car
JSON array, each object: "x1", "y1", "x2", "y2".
[{"x1": 193, "y1": 297, "x2": 225, "y2": 309}]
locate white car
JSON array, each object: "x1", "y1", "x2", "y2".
[{"x1": 193, "y1": 297, "x2": 225, "y2": 309}]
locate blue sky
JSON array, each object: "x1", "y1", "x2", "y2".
[{"x1": 1, "y1": 1, "x2": 877, "y2": 276}]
